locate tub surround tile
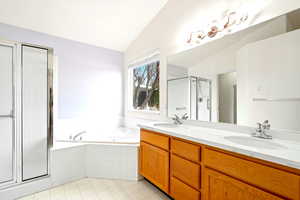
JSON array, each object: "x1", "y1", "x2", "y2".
[
  {"x1": 85, "y1": 144, "x2": 139, "y2": 181},
  {"x1": 0, "y1": 142, "x2": 139, "y2": 200}
]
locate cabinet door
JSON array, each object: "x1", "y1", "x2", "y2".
[
  {"x1": 171, "y1": 177, "x2": 200, "y2": 200},
  {"x1": 204, "y1": 168, "x2": 284, "y2": 200},
  {"x1": 171, "y1": 154, "x2": 201, "y2": 189},
  {"x1": 140, "y1": 142, "x2": 169, "y2": 193}
]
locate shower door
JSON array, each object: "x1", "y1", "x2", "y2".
[
  {"x1": 0, "y1": 42, "x2": 15, "y2": 184},
  {"x1": 22, "y1": 45, "x2": 50, "y2": 181},
  {"x1": 0, "y1": 39, "x2": 53, "y2": 188}
]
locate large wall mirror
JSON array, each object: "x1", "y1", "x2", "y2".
[{"x1": 167, "y1": 8, "x2": 300, "y2": 132}]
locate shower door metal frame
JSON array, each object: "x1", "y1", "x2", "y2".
[
  {"x1": 0, "y1": 39, "x2": 53, "y2": 189},
  {"x1": 20, "y1": 43, "x2": 54, "y2": 183},
  {"x1": 189, "y1": 76, "x2": 197, "y2": 120},
  {"x1": 0, "y1": 40, "x2": 18, "y2": 188}
]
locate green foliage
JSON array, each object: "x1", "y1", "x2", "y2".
[{"x1": 149, "y1": 89, "x2": 159, "y2": 108}]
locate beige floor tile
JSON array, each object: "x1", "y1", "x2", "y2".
[
  {"x1": 17, "y1": 178, "x2": 171, "y2": 200},
  {"x1": 32, "y1": 190, "x2": 51, "y2": 200},
  {"x1": 17, "y1": 196, "x2": 35, "y2": 200}
]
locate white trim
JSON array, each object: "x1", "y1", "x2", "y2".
[
  {"x1": 128, "y1": 109, "x2": 160, "y2": 114},
  {"x1": 128, "y1": 51, "x2": 160, "y2": 68}
]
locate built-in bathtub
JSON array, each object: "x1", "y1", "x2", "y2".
[
  {"x1": 56, "y1": 127, "x2": 140, "y2": 144},
  {"x1": 53, "y1": 127, "x2": 140, "y2": 184},
  {"x1": 0, "y1": 127, "x2": 141, "y2": 200}
]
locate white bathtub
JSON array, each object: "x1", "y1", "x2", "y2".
[
  {"x1": 56, "y1": 127, "x2": 140, "y2": 144},
  {"x1": 3, "y1": 138, "x2": 140, "y2": 200},
  {"x1": 52, "y1": 127, "x2": 140, "y2": 185}
]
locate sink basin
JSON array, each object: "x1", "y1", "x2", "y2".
[
  {"x1": 224, "y1": 136, "x2": 286, "y2": 150},
  {"x1": 153, "y1": 123, "x2": 178, "y2": 128}
]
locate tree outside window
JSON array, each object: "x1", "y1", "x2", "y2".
[{"x1": 131, "y1": 61, "x2": 160, "y2": 111}]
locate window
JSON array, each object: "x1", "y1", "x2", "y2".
[{"x1": 129, "y1": 59, "x2": 160, "y2": 112}]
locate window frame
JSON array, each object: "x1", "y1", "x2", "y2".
[{"x1": 128, "y1": 57, "x2": 160, "y2": 114}]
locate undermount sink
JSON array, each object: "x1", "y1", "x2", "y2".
[
  {"x1": 224, "y1": 136, "x2": 286, "y2": 150},
  {"x1": 153, "y1": 123, "x2": 178, "y2": 128}
]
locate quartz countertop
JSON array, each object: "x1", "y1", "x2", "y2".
[{"x1": 138, "y1": 122, "x2": 300, "y2": 170}]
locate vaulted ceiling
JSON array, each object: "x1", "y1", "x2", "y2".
[{"x1": 0, "y1": 0, "x2": 168, "y2": 51}]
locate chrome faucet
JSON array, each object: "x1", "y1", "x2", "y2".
[
  {"x1": 252, "y1": 120, "x2": 272, "y2": 139},
  {"x1": 69, "y1": 131, "x2": 86, "y2": 141},
  {"x1": 172, "y1": 113, "x2": 189, "y2": 125}
]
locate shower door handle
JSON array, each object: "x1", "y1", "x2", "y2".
[
  {"x1": 0, "y1": 115, "x2": 14, "y2": 118},
  {"x1": 0, "y1": 111, "x2": 14, "y2": 118}
]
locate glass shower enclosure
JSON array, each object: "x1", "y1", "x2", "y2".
[
  {"x1": 167, "y1": 76, "x2": 212, "y2": 121},
  {"x1": 0, "y1": 40, "x2": 53, "y2": 188}
]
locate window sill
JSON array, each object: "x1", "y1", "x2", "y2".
[{"x1": 128, "y1": 109, "x2": 160, "y2": 115}]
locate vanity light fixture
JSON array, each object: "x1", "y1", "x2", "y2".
[{"x1": 187, "y1": 10, "x2": 248, "y2": 44}]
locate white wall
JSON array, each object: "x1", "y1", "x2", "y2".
[
  {"x1": 167, "y1": 78, "x2": 190, "y2": 118},
  {"x1": 167, "y1": 64, "x2": 188, "y2": 79},
  {"x1": 0, "y1": 22, "x2": 124, "y2": 137},
  {"x1": 218, "y1": 72, "x2": 237, "y2": 124},
  {"x1": 237, "y1": 29, "x2": 300, "y2": 131},
  {"x1": 124, "y1": 0, "x2": 300, "y2": 122}
]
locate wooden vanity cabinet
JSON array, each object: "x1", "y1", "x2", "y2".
[
  {"x1": 140, "y1": 142, "x2": 169, "y2": 193},
  {"x1": 203, "y1": 148, "x2": 300, "y2": 200},
  {"x1": 139, "y1": 129, "x2": 300, "y2": 200},
  {"x1": 170, "y1": 138, "x2": 202, "y2": 200},
  {"x1": 204, "y1": 168, "x2": 285, "y2": 200},
  {"x1": 171, "y1": 177, "x2": 201, "y2": 200},
  {"x1": 140, "y1": 130, "x2": 170, "y2": 193}
]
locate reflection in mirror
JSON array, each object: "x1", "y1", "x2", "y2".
[
  {"x1": 167, "y1": 8, "x2": 300, "y2": 131},
  {"x1": 167, "y1": 76, "x2": 212, "y2": 121}
]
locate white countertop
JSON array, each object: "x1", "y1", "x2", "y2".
[{"x1": 138, "y1": 122, "x2": 300, "y2": 170}]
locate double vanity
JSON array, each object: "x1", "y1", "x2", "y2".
[
  {"x1": 137, "y1": 7, "x2": 300, "y2": 200},
  {"x1": 138, "y1": 122, "x2": 300, "y2": 200}
]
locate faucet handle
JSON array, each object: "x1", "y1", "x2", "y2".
[
  {"x1": 253, "y1": 120, "x2": 272, "y2": 139},
  {"x1": 172, "y1": 114, "x2": 180, "y2": 122},
  {"x1": 181, "y1": 113, "x2": 189, "y2": 120},
  {"x1": 263, "y1": 120, "x2": 270, "y2": 126},
  {"x1": 256, "y1": 122, "x2": 262, "y2": 130},
  {"x1": 262, "y1": 120, "x2": 271, "y2": 130},
  {"x1": 173, "y1": 114, "x2": 180, "y2": 120}
]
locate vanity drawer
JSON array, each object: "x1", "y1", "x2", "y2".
[
  {"x1": 171, "y1": 177, "x2": 200, "y2": 200},
  {"x1": 171, "y1": 154, "x2": 201, "y2": 189},
  {"x1": 204, "y1": 148, "x2": 300, "y2": 200},
  {"x1": 141, "y1": 129, "x2": 169, "y2": 150},
  {"x1": 171, "y1": 138, "x2": 201, "y2": 162}
]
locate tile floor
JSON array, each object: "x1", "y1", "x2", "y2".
[{"x1": 18, "y1": 178, "x2": 172, "y2": 200}]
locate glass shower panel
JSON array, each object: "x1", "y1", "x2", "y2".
[
  {"x1": 22, "y1": 46, "x2": 48, "y2": 181},
  {"x1": 197, "y1": 79, "x2": 211, "y2": 122},
  {"x1": 0, "y1": 44, "x2": 14, "y2": 184}
]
